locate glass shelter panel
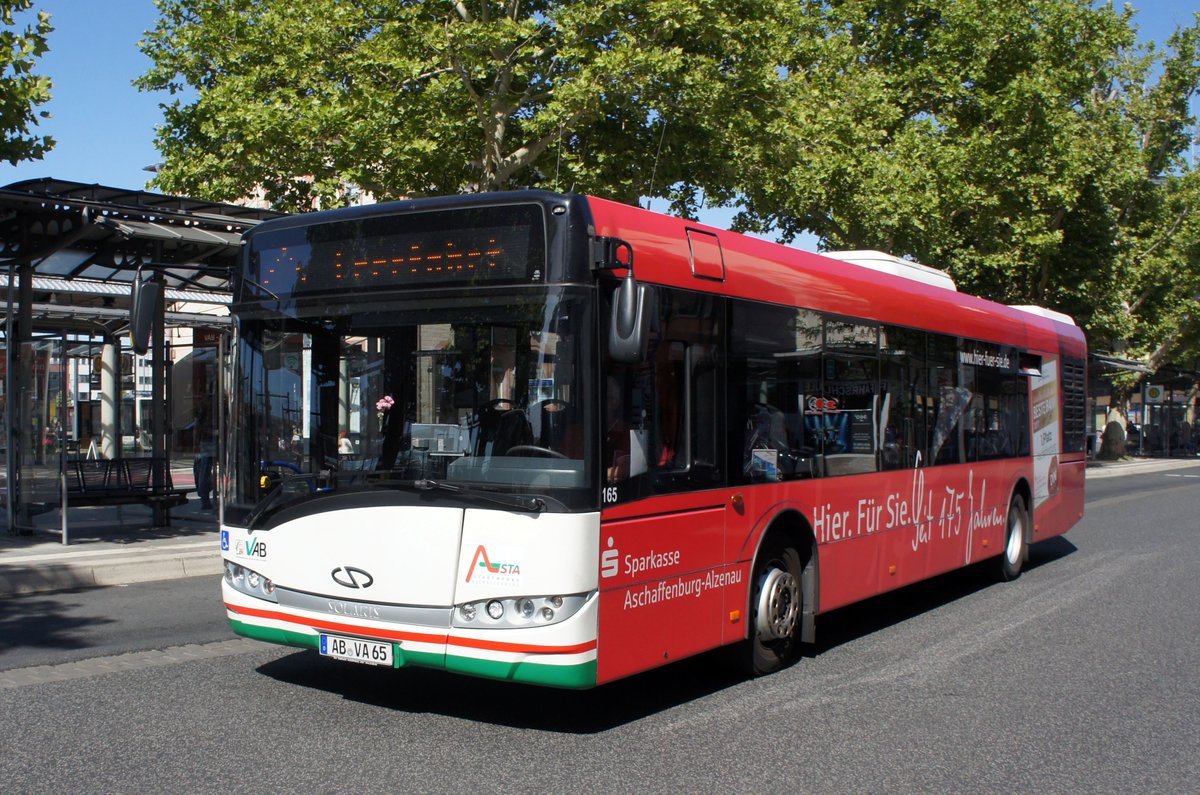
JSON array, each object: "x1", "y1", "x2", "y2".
[{"x1": 4, "y1": 333, "x2": 67, "y2": 529}]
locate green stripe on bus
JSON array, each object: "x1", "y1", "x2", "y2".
[
  {"x1": 229, "y1": 619, "x2": 439, "y2": 669},
  {"x1": 230, "y1": 619, "x2": 316, "y2": 650},
  {"x1": 445, "y1": 655, "x2": 597, "y2": 689}
]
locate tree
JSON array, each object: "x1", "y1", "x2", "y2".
[
  {"x1": 0, "y1": 0, "x2": 52, "y2": 165},
  {"x1": 139, "y1": 0, "x2": 1200, "y2": 381},
  {"x1": 1103, "y1": 23, "x2": 1200, "y2": 373},
  {"x1": 730, "y1": 1, "x2": 1200, "y2": 370},
  {"x1": 137, "y1": 0, "x2": 796, "y2": 211}
]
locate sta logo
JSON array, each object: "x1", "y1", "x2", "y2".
[{"x1": 465, "y1": 545, "x2": 521, "y2": 583}]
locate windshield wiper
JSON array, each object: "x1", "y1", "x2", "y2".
[
  {"x1": 245, "y1": 470, "x2": 548, "y2": 527},
  {"x1": 414, "y1": 478, "x2": 546, "y2": 513}
]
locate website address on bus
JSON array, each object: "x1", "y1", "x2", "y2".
[{"x1": 623, "y1": 569, "x2": 743, "y2": 610}]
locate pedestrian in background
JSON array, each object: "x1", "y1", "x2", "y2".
[{"x1": 192, "y1": 405, "x2": 215, "y2": 510}]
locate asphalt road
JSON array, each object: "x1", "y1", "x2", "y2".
[{"x1": 3, "y1": 464, "x2": 1198, "y2": 792}]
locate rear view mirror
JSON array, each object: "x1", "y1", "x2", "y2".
[
  {"x1": 130, "y1": 270, "x2": 162, "y2": 355},
  {"x1": 608, "y1": 272, "x2": 654, "y2": 363}
]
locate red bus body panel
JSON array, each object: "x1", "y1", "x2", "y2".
[{"x1": 585, "y1": 196, "x2": 1086, "y2": 685}]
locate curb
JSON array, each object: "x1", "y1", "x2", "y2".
[
  {"x1": 0, "y1": 539, "x2": 222, "y2": 598},
  {"x1": 1084, "y1": 458, "x2": 1200, "y2": 479}
]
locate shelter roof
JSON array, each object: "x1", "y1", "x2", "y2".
[
  {"x1": 1090, "y1": 353, "x2": 1154, "y2": 375},
  {"x1": 0, "y1": 177, "x2": 285, "y2": 293}
]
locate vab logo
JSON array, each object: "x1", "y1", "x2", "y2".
[
  {"x1": 236, "y1": 536, "x2": 267, "y2": 558},
  {"x1": 601, "y1": 536, "x2": 619, "y2": 579},
  {"x1": 465, "y1": 545, "x2": 520, "y2": 583},
  {"x1": 331, "y1": 566, "x2": 374, "y2": 589}
]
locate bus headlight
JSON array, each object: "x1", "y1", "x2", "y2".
[
  {"x1": 452, "y1": 592, "x2": 591, "y2": 629},
  {"x1": 517, "y1": 598, "x2": 535, "y2": 619},
  {"x1": 224, "y1": 560, "x2": 277, "y2": 603}
]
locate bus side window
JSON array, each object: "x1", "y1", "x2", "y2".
[
  {"x1": 881, "y1": 326, "x2": 926, "y2": 470},
  {"x1": 651, "y1": 290, "x2": 724, "y2": 489},
  {"x1": 602, "y1": 285, "x2": 724, "y2": 500},
  {"x1": 821, "y1": 320, "x2": 880, "y2": 476},
  {"x1": 966, "y1": 364, "x2": 1029, "y2": 461},
  {"x1": 729, "y1": 301, "x2": 820, "y2": 483},
  {"x1": 928, "y1": 333, "x2": 967, "y2": 465}
]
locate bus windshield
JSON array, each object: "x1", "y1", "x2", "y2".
[{"x1": 225, "y1": 286, "x2": 597, "y2": 527}]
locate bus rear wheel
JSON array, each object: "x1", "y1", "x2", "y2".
[
  {"x1": 997, "y1": 493, "x2": 1028, "y2": 582},
  {"x1": 742, "y1": 535, "x2": 803, "y2": 676}
]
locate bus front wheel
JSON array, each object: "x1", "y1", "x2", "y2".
[
  {"x1": 742, "y1": 535, "x2": 803, "y2": 676},
  {"x1": 997, "y1": 493, "x2": 1028, "y2": 582}
]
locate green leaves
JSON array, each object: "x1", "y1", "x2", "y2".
[
  {"x1": 732, "y1": 1, "x2": 1200, "y2": 371},
  {"x1": 138, "y1": 0, "x2": 792, "y2": 209},
  {"x1": 136, "y1": 0, "x2": 1200, "y2": 374},
  {"x1": 0, "y1": 0, "x2": 53, "y2": 165}
]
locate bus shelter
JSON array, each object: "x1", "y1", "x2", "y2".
[
  {"x1": 1087, "y1": 354, "x2": 1198, "y2": 458},
  {"x1": 1, "y1": 178, "x2": 283, "y2": 536}
]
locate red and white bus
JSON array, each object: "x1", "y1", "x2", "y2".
[{"x1": 219, "y1": 191, "x2": 1086, "y2": 688}]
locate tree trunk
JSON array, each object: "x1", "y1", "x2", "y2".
[{"x1": 1098, "y1": 410, "x2": 1129, "y2": 460}]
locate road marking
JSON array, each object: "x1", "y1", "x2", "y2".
[
  {"x1": 1164, "y1": 474, "x2": 1200, "y2": 478},
  {"x1": 1087, "y1": 482, "x2": 1200, "y2": 510},
  {"x1": 0, "y1": 638, "x2": 265, "y2": 689}
]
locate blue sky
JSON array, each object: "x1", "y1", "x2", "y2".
[{"x1": 1, "y1": 0, "x2": 1197, "y2": 234}]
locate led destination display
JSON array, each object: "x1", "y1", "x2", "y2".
[{"x1": 246, "y1": 203, "x2": 546, "y2": 297}]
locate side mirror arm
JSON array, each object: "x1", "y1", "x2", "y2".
[{"x1": 594, "y1": 236, "x2": 653, "y2": 363}]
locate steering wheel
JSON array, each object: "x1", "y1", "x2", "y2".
[{"x1": 505, "y1": 444, "x2": 569, "y2": 459}]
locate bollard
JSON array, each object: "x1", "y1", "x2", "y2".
[{"x1": 60, "y1": 471, "x2": 69, "y2": 545}]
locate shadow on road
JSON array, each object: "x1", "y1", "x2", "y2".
[
  {"x1": 814, "y1": 535, "x2": 1077, "y2": 654},
  {"x1": 255, "y1": 536, "x2": 1079, "y2": 732},
  {"x1": 1026, "y1": 535, "x2": 1078, "y2": 569},
  {"x1": 0, "y1": 591, "x2": 117, "y2": 663},
  {"x1": 256, "y1": 645, "x2": 746, "y2": 733}
]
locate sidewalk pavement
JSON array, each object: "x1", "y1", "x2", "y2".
[
  {"x1": 3, "y1": 456, "x2": 1199, "y2": 598},
  {"x1": 1, "y1": 499, "x2": 222, "y2": 598},
  {"x1": 1082, "y1": 454, "x2": 1200, "y2": 479}
]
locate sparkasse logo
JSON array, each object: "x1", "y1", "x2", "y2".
[{"x1": 600, "y1": 536, "x2": 619, "y2": 578}]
